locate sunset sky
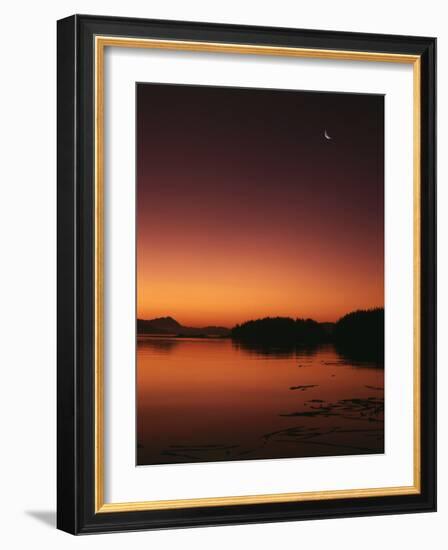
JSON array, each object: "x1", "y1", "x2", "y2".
[{"x1": 136, "y1": 83, "x2": 384, "y2": 327}]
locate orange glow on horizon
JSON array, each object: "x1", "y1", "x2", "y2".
[{"x1": 136, "y1": 230, "x2": 384, "y2": 326}]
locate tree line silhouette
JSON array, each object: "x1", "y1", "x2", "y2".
[
  {"x1": 232, "y1": 317, "x2": 326, "y2": 344},
  {"x1": 231, "y1": 308, "x2": 384, "y2": 363},
  {"x1": 332, "y1": 308, "x2": 384, "y2": 363}
]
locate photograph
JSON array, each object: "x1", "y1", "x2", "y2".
[{"x1": 136, "y1": 83, "x2": 385, "y2": 466}]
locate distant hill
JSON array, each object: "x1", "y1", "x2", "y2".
[
  {"x1": 138, "y1": 316, "x2": 181, "y2": 332},
  {"x1": 137, "y1": 316, "x2": 230, "y2": 337}
]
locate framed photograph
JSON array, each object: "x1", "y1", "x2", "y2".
[{"x1": 57, "y1": 15, "x2": 436, "y2": 534}]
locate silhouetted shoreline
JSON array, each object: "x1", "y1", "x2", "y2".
[{"x1": 137, "y1": 308, "x2": 384, "y2": 364}]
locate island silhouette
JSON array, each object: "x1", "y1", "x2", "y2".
[
  {"x1": 137, "y1": 308, "x2": 384, "y2": 363},
  {"x1": 137, "y1": 316, "x2": 230, "y2": 338}
]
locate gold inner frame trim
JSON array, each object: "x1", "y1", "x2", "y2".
[{"x1": 94, "y1": 35, "x2": 421, "y2": 513}]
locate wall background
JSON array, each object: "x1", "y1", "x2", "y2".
[{"x1": 0, "y1": 1, "x2": 443, "y2": 547}]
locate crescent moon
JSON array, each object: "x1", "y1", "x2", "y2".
[{"x1": 324, "y1": 129, "x2": 332, "y2": 140}]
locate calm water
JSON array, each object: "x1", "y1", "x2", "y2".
[{"x1": 137, "y1": 337, "x2": 384, "y2": 465}]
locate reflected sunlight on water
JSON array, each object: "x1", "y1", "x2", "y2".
[{"x1": 137, "y1": 337, "x2": 384, "y2": 465}]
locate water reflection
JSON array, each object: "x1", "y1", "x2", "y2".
[
  {"x1": 137, "y1": 335, "x2": 180, "y2": 354},
  {"x1": 137, "y1": 337, "x2": 384, "y2": 465},
  {"x1": 231, "y1": 339, "x2": 321, "y2": 358},
  {"x1": 334, "y1": 341, "x2": 384, "y2": 366}
]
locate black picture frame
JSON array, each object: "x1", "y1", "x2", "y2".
[{"x1": 57, "y1": 14, "x2": 436, "y2": 534}]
